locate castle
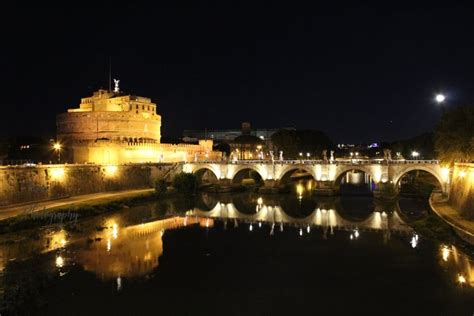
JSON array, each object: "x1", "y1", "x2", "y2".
[{"x1": 56, "y1": 84, "x2": 220, "y2": 164}]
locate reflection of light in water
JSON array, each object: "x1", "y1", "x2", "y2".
[
  {"x1": 47, "y1": 229, "x2": 68, "y2": 251},
  {"x1": 117, "y1": 276, "x2": 122, "y2": 291},
  {"x1": 184, "y1": 216, "x2": 187, "y2": 226},
  {"x1": 206, "y1": 218, "x2": 210, "y2": 228},
  {"x1": 56, "y1": 256, "x2": 64, "y2": 268},
  {"x1": 299, "y1": 228, "x2": 303, "y2": 236},
  {"x1": 458, "y1": 274, "x2": 466, "y2": 285},
  {"x1": 307, "y1": 225, "x2": 310, "y2": 233},
  {"x1": 350, "y1": 234, "x2": 353, "y2": 240},
  {"x1": 107, "y1": 238, "x2": 111, "y2": 252},
  {"x1": 442, "y1": 245, "x2": 450, "y2": 262},
  {"x1": 296, "y1": 183, "x2": 304, "y2": 200},
  {"x1": 258, "y1": 222, "x2": 262, "y2": 228},
  {"x1": 270, "y1": 223, "x2": 275, "y2": 235},
  {"x1": 306, "y1": 181, "x2": 312, "y2": 191},
  {"x1": 112, "y1": 224, "x2": 118, "y2": 239},
  {"x1": 354, "y1": 229, "x2": 359, "y2": 238},
  {"x1": 249, "y1": 223, "x2": 253, "y2": 231},
  {"x1": 280, "y1": 222, "x2": 284, "y2": 232},
  {"x1": 410, "y1": 234, "x2": 419, "y2": 248}
]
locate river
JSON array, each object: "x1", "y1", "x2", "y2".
[{"x1": 0, "y1": 185, "x2": 473, "y2": 314}]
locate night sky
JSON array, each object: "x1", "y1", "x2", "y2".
[{"x1": 3, "y1": 3, "x2": 474, "y2": 143}]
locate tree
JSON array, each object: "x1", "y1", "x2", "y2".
[
  {"x1": 434, "y1": 105, "x2": 474, "y2": 164},
  {"x1": 271, "y1": 129, "x2": 333, "y2": 159},
  {"x1": 154, "y1": 179, "x2": 168, "y2": 196},
  {"x1": 172, "y1": 172, "x2": 198, "y2": 194}
]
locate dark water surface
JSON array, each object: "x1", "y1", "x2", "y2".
[{"x1": 1, "y1": 191, "x2": 473, "y2": 315}]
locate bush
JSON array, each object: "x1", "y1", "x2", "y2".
[
  {"x1": 154, "y1": 179, "x2": 168, "y2": 195},
  {"x1": 172, "y1": 172, "x2": 198, "y2": 194}
]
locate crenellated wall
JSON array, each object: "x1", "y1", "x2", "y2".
[
  {"x1": 0, "y1": 163, "x2": 183, "y2": 207},
  {"x1": 449, "y1": 163, "x2": 474, "y2": 218}
]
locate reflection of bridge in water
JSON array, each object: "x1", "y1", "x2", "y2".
[{"x1": 186, "y1": 200, "x2": 413, "y2": 236}]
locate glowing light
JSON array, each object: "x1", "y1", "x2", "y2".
[
  {"x1": 411, "y1": 151, "x2": 420, "y2": 158},
  {"x1": 249, "y1": 223, "x2": 253, "y2": 231},
  {"x1": 50, "y1": 167, "x2": 65, "y2": 180},
  {"x1": 307, "y1": 225, "x2": 310, "y2": 233},
  {"x1": 206, "y1": 218, "x2": 210, "y2": 228},
  {"x1": 60, "y1": 239, "x2": 66, "y2": 247},
  {"x1": 104, "y1": 165, "x2": 118, "y2": 177},
  {"x1": 410, "y1": 234, "x2": 419, "y2": 248},
  {"x1": 459, "y1": 171, "x2": 466, "y2": 178},
  {"x1": 441, "y1": 167, "x2": 450, "y2": 183},
  {"x1": 299, "y1": 152, "x2": 303, "y2": 157},
  {"x1": 442, "y1": 245, "x2": 450, "y2": 262},
  {"x1": 280, "y1": 222, "x2": 284, "y2": 232},
  {"x1": 117, "y1": 276, "x2": 122, "y2": 291},
  {"x1": 435, "y1": 93, "x2": 445, "y2": 103},
  {"x1": 107, "y1": 238, "x2": 111, "y2": 252},
  {"x1": 56, "y1": 256, "x2": 64, "y2": 268},
  {"x1": 296, "y1": 183, "x2": 304, "y2": 199},
  {"x1": 112, "y1": 223, "x2": 118, "y2": 239},
  {"x1": 299, "y1": 228, "x2": 303, "y2": 236},
  {"x1": 458, "y1": 274, "x2": 466, "y2": 284},
  {"x1": 350, "y1": 234, "x2": 354, "y2": 240},
  {"x1": 257, "y1": 197, "x2": 263, "y2": 205},
  {"x1": 354, "y1": 229, "x2": 359, "y2": 238},
  {"x1": 53, "y1": 143, "x2": 61, "y2": 150},
  {"x1": 258, "y1": 222, "x2": 262, "y2": 228}
]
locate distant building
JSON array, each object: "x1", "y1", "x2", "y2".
[
  {"x1": 183, "y1": 122, "x2": 293, "y2": 160},
  {"x1": 183, "y1": 122, "x2": 285, "y2": 143},
  {"x1": 57, "y1": 87, "x2": 220, "y2": 164}
]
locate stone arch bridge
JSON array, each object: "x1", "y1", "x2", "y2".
[{"x1": 183, "y1": 159, "x2": 450, "y2": 193}]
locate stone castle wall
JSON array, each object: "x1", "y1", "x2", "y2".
[
  {"x1": 69, "y1": 140, "x2": 220, "y2": 164},
  {"x1": 449, "y1": 163, "x2": 474, "y2": 218},
  {"x1": 0, "y1": 163, "x2": 183, "y2": 207},
  {"x1": 57, "y1": 111, "x2": 161, "y2": 142}
]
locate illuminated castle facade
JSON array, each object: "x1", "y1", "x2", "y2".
[{"x1": 57, "y1": 86, "x2": 219, "y2": 164}]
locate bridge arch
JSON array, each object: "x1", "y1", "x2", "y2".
[
  {"x1": 278, "y1": 165, "x2": 317, "y2": 183},
  {"x1": 392, "y1": 165, "x2": 445, "y2": 192},
  {"x1": 193, "y1": 167, "x2": 219, "y2": 184},
  {"x1": 334, "y1": 166, "x2": 376, "y2": 184},
  {"x1": 334, "y1": 165, "x2": 382, "y2": 194},
  {"x1": 231, "y1": 167, "x2": 264, "y2": 185}
]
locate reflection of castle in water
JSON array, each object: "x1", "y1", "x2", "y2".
[{"x1": 75, "y1": 217, "x2": 208, "y2": 279}]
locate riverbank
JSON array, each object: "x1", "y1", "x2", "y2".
[
  {"x1": 430, "y1": 192, "x2": 474, "y2": 244},
  {"x1": 0, "y1": 189, "x2": 160, "y2": 234},
  {"x1": 0, "y1": 188, "x2": 155, "y2": 221}
]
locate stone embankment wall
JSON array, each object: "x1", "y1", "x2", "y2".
[
  {"x1": 0, "y1": 163, "x2": 183, "y2": 206},
  {"x1": 449, "y1": 163, "x2": 474, "y2": 218}
]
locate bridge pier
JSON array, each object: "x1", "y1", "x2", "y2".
[
  {"x1": 314, "y1": 181, "x2": 338, "y2": 196},
  {"x1": 258, "y1": 179, "x2": 280, "y2": 194}
]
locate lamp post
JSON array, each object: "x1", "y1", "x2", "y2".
[{"x1": 53, "y1": 142, "x2": 61, "y2": 163}]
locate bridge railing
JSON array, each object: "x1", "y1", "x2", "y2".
[{"x1": 188, "y1": 159, "x2": 440, "y2": 165}]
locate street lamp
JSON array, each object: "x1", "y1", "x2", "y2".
[
  {"x1": 306, "y1": 152, "x2": 310, "y2": 159},
  {"x1": 411, "y1": 151, "x2": 420, "y2": 159},
  {"x1": 53, "y1": 142, "x2": 62, "y2": 163}
]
